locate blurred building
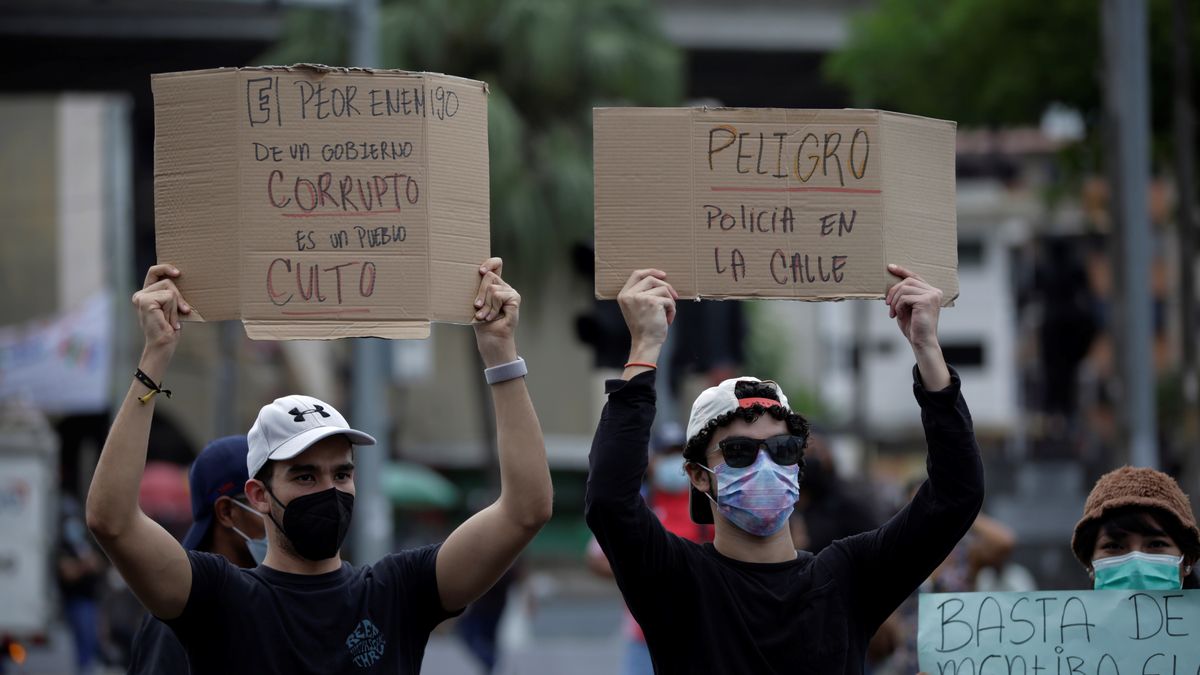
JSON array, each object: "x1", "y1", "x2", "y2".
[
  {"x1": 659, "y1": 0, "x2": 868, "y2": 108},
  {"x1": 0, "y1": 1, "x2": 347, "y2": 496}
]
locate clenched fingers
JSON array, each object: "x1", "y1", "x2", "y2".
[
  {"x1": 656, "y1": 296, "x2": 677, "y2": 326},
  {"x1": 621, "y1": 276, "x2": 678, "y2": 305},
  {"x1": 887, "y1": 283, "x2": 938, "y2": 319},
  {"x1": 139, "y1": 278, "x2": 191, "y2": 315},
  {"x1": 886, "y1": 263, "x2": 921, "y2": 282},
  {"x1": 475, "y1": 270, "x2": 502, "y2": 309},
  {"x1": 475, "y1": 274, "x2": 520, "y2": 322},
  {"x1": 144, "y1": 264, "x2": 181, "y2": 289},
  {"x1": 478, "y1": 287, "x2": 520, "y2": 322},
  {"x1": 620, "y1": 269, "x2": 667, "y2": 295},
  {"x1": 479, "y1": 257, "x2": 504, "y2": 277},
  {"x1": 136, "y1": 288, "x2": 181, "y2": 331}
]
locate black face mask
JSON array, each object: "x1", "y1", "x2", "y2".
[{"x1": 265, "y1": 486, "x2": 354, "y2": 561}]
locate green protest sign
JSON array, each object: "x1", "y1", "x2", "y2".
[{"x1": 918, "y1": 590, "x2": 1200, "y2": 674}]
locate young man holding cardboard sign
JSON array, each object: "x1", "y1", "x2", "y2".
[
  {"x1": 87, "y1": 258, "x2": 552, "y2": 674},
  {"x1": 585, "y1": 265, "x2": 984, "y2": 673}
]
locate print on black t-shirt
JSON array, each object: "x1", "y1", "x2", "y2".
[{"x1": 345, "y1": 619, "x2": 386, "y2": 667}]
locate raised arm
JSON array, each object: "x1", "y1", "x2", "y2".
[
  {"x1": 584, "y1": 270, "x2": 680, "y2": 565},
  {"x1": 842, "y1": 265, "x2": 985, "y2": 625},
  {"x1": 85, "y1": 265, "x2": 194, "y2": 620},
  {"x1": 435, "y1": 258, "x2": 553, "y2": 612}
]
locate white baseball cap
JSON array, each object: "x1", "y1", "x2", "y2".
[
  {"x1": 685, "y1": 377, "x2": 793, "y2": 525},
  {"x1": 685, "y1": 376, "x2": 791, "y2": 445},
  {"x1": 247, "y1": 395, "x2": 376, "y2": 479}
]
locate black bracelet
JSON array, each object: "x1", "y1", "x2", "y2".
[{"x1": 134, "y1": 368, "x2": 172, "y2": 405}]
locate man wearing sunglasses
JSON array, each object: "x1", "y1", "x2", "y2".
[{"x1": 585, "y1": 265, "x2": 984, "y2": 674}]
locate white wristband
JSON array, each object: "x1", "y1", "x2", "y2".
[{"x1": 484, "y1": 357, "x2": 527, "y2": 385}]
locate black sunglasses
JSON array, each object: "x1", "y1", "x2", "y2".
[{"x1": 716, "y1": 434, "x2": 805, "y2": 469}]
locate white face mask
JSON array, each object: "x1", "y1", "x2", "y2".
[{"x1": 231, "y1": 498, "x2": 269, "y2": 565}]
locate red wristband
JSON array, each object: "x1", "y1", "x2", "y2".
[{"x1": 624, "y1": 361, "x2": 658, "y2": 370}]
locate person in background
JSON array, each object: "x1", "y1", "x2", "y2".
[
  {"x1": 57, "y1": 494, "x2": 105, "y2": 675},
  {"x1": 1072, "y1": 465, "x2": 1199, "y2": 590},
  {"x1": 586, "y1": 422, "x2": 711, "y2": 675},
  {"x1": 127, "y1": 436, "x2": 266, "y2": 674},
  {"x1": 455, "y1": 564, "x2": 521, "y2": 674},
  {"x1": 790, "y1": 429, "x2": 880, "y2": 554},
  {"x1": 871, "y1": 477, "x2": 1017, "y2": 675}
]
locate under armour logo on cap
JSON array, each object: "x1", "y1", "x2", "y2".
[
  {"x1": 288, "y1": 405, "x2": 331, "y2": 423},
  {"x1": 248, "y1": 395, "x2": 377, "y2": 479}
]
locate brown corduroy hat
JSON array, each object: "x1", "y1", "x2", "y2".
[{"x1": 1071, "y1": 466, "x2": 1200, "y2": 566}]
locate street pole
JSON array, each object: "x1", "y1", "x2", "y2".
[
  {"x1": 1172, "y1": 0, "x2": 1199, "y2": 432},
  {"x1": 1102, "y1": 0, "x2": 1158, "y2": 468},
  {"x1": 348, "y1": 0, "x2": 392, "y2": 564},
  {"x1": 1172, "y1": 0, "x2": 1199, "y2": 494},
  {"x1": 214, "y1": 322, "x2": 239, "y2": 437}
]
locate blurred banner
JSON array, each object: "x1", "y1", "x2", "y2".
[{"x1": 0, "y1": 292, "x2": 112, "y2": 413}]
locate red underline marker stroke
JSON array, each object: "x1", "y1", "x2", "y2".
[
  {"x1": 281, "y1": 209, "x2": 405, "y2": 218},
  {"x1": 709, "y1": 186, "x2": 882, "y2": 194},
  {"x1": 279, "y1": 309, "x2": 373, "y2": 316}
]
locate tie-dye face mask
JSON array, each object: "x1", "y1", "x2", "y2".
[{"x1": 700, "y1": 450, "x2": 800, "y2": 537}]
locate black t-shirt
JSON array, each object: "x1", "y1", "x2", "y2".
[
  {"x1": 164, "y1": 544, "x2": 456, "y2": 674},
  {"x1": 128, "y1": 612, "x2": 190, "y2": 675},
  {"x1": 585, "y1": 368, "x2": 985, "y2": 675}
]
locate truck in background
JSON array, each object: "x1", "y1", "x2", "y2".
[{"x1": 0, "y1": 402, "x2": 59, "y2": 669}]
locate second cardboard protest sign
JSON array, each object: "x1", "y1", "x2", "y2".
[
  {"x1": 593, "y1": 108, "x2": 959, "y2": 304},
  {"x1": 919, "y1": 590, "x2": 1200, "y2": 674},
  {"x1": 153, "y1": 65, "x2": 489, "y2": 340}
]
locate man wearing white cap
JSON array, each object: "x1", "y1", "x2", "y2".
[
  {"x1": 87, "y1": 258, "x2": 552, "y2": 674},
  {"x1": 585, "y1": 266, "x2": 985, "y2": 674}
]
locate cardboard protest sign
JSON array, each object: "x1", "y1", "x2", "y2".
[
  {"x1": 593, "y1": 108, "x2": 958, "y2": 304},
  {"x1": 152, "y1": 65, "x2": 489, "y2": 340},
  {"x1": 919, "y1": 590, "x2": 1200, "y2": 674}
]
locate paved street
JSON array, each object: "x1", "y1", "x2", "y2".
[{"x1": 423, "y1": 573, "x2": 630, "y2": 674}]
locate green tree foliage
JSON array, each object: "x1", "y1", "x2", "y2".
[
  {"x1": 261, "y1": 0, "x2": 683, "y2": 279},
  {"x1": 826, "y1": 0, "x2": 1200, "y2": 141}
]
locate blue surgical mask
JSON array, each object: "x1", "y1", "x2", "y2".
[
  {"x1": 231, "y1": 499, "x2": 270, "y2": 565},
  {"x1": 1092, "y1": 551, "x2": 1184, "y2": 591},
  {"x1": 652, "y1": 454, "x2": 691, "y2": 494},
  {"x1": 700, "y1": 450, "x2": 799, "y2": 537}
]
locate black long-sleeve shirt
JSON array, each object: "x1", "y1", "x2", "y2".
[{"x1": 585, "y1": 367, "x2": 984, "y2": 674}]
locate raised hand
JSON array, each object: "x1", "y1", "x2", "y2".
[
  {"x1": 133, "y1": 265, "x2": 191, "y2": 355},
  {"x1": 885, "y1": 264, "x2": 942, "y2": 351},
  {"x1": 616, "y1": 269, "x2": 678, "y2": 367},
  {"x1": 472, "y1": 257, "x2": 521, "y2": 367},
  {"x1": 885, "y1": 263, "x2": 950, "y2": 390}
]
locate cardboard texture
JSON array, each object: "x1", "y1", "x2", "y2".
[
  {"x1": 593, "y1": 108, "x2": 958, "y2": 305},
  {"x1": 153, "y1": 65, "x2": 490, "y2": 339}
]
